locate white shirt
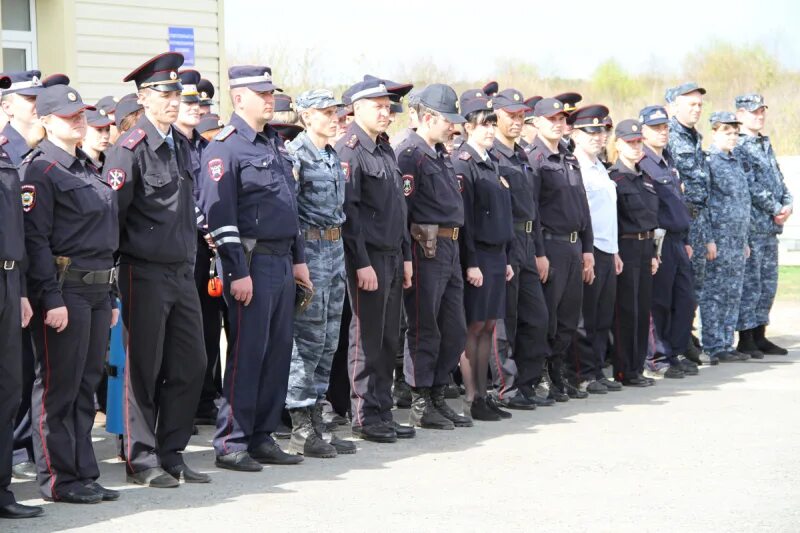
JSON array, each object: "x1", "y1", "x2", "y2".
[{"x1": 575, "y1": 151, "x2": 618, "y2": 254}]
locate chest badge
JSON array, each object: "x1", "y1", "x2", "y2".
[
  {"x1": 107, "y1": 168, "x2": 126, "y2": 191},
  {"x1": 456, "y1": 174, "x2": 464, "y2": 193},
  {"x1": 499, "y1": 176, "x2": 510, "y2": 189},
  {"x1": 402, "y1": 174, "x2": 414, "y2": 196}
]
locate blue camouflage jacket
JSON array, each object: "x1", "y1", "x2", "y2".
[
  {"x1": 736, "y1": 133, "x2": 793, "y2": 235},
  {"x1": 667, "y1": 116, "x2": 710, "y2": 243},
  {"x1": 706, "y1": 145, "x2": 752, "y2": 242}
]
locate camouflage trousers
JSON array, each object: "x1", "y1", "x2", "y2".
[
  {"x1": 699, "y1": 233, "x2": 748, "y2": 354},
  {"x1": 688, "y1": 223, "x2": 706, "y2": 299},
  {"x1": 286, "y1": 238, "x2": 346, "y2": 409},
  {"x1": 736, "y1": 233, "x2": 779, "y2": 331}
]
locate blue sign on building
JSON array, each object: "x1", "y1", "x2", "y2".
[{"x1": 168, "y1": 26, "x2": 195, "y2": 67}]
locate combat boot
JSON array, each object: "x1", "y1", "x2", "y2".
[
  {"x1": 753, "y1": 325, "x2": 788, "y2": 355},
  {"x1": 684, "y1": 338, "x2": 703, "y2": 365},
  {"x1": 289, "y1": 408, "x2": 337, "y2": 458},
  {"x1": 409, "y1": 387, "x2": 454, "y2": 430},
  {"x1": 311, "y1": 401, "x2": 356, "y2": 455},
  {"x1": 393, "y1": 377, "x2": 412, "y2": 408},
  {"x1": 430, "y1": 386, "x2": 473, "y2": 427},
  {"x1": 546, "y1": 359, "x2": 569, "y2": 402},
  {"x1": 736, "y1": 329, "x2": 764, "y2": 359}
]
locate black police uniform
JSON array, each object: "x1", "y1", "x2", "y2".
[
  {"x1": 526, "y1": 128, "x2": 593, "y2": 398},
  {"x1": 455, "y1": 143, "x2": 513, "y2": 323},
  {"x1": 639, "y1": 144, "x2": 695, "y2": 365},
  {"x1": 103, "y1": 53, "x2": 206, "y2": 479},
  {"x1": 398, "y1": 131, "x2": 466, "y2": 389},
  {"x1": 0, "y1": 143, "x2": 26, "y2": 508},
  {"x1": 489, "y1": 137, "x2": 550, "y2": 401},
  {"x1": 199, "y1": 110, "x2": 303, "y2": 460},
  {"x1": 336, "y1": 119, "x2": 410, "y2": 440},
  {"x1": 23, "y1": 136, "x2": 117, "y2": 500},
  {"x1": 609, "y1": 160, "x2": 659, "y2": 383}
]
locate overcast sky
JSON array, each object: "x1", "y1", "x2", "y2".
[{"x1": 225, "y1": 0, "x2": 799, "y2": 84}]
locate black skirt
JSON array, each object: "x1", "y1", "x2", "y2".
[{"x1": 464, "y1": 247, "x2": 507, "y2": 323}]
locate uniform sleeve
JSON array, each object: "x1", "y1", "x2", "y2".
[
  {"x1": 671, "y1": 141, "x2": 711, "y2": 244},
  {"x1": 578, "y1": 178, "x2": 594, "y2": 254},
  {"x1": 397, "y1": 148, "x2": 420, "y2": 213},
  {"x1": 529, "y1": 156, "x2": 547, "y2": 258},
  {"x1": 103, "y1": 144, "x2": 139, "y2": 237},
  {"x1": 339, "y1": 148, "x2": 371, "y2": 270},
  {"x1": 199, "y1": 142, "x2": 249, "y2": 281},
  {"x1": 738, "y1": 145, "x2": 784, "y2": 217},
  {"x1": 454, "y1": 158, "x2": 478, "y2": 269},
  {"x1": 21, "y1": 161, "x2": 63, "y2": 311}
]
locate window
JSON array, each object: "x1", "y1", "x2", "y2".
[{"x1": 2, "y1": 0, "x2": 37, "y2": 71}]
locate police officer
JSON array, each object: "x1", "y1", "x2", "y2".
[
  {"x1": 104, "y1": 52, "x2": 209, "y2": 487},
  {"x1": 82, "y1": 108, "x2": 114, "y2": 169},
  {"x1": 284, "y1": 89, "x2": 355, "y2": 458},
  {"x1": 734, "y1": 93, "x2": 793, "y2": 357},
  {"x1": 199, "y1": 65, "x2": 311, "y2": 471},
  {"x1": 666, "y1": 82, "x2": 709, "y2": 358},
  {"x1": 527, "y1": 97, "x2": 593, "y2": 401},
  {"x1": 609, "y1": 119, "x2": 660, "y2": 386},
  {"x1": 554, "y1": 92, "x2": 582, "y2": 152},
  {"x1": 336, "y1": 76, "x2": 415, "y2": 443},
  {"x1": 0, "y1": 72, "x2": 43, "y2": 520},
  {"x1": 197, "y1": 78, "x2": 215, "y2": 117},
  {"x1": 519, "y1": 95, "x2": 542, "y2": 149},
  {"x1": 0, "y1": 70, "x2": 43, "y2": 481},
  {"x1": 22, "y1": 85, "x2": 120, "y2": 504},
  {"x1": 398, "y1": 83, "x2": 471, "y2": 430},
  {"x1": 453, "y1": 91, "x2": 514, "y2": 421},
  {"x1": 638, "y1": 105, "x2": 699, "y2": 375},
  {"x1": 489, "y1": 88, "x2": 552, "y2": 409},
  {"x1": 701, "y1": 112, "x2": 753, "y2": 364},
  {"x1": 113, "y1": 93, "x2": 144, "y2": 136},
  {"x1": 568, "y1": 104, "x2": 624, "y2": 393}
]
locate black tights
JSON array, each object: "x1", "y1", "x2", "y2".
[{"x1": 461, "y1": 320, "x2": 496, "y2": 402}]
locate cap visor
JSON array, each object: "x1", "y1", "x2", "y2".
[
  {"x1": 15, "y1": 86, "x2": 44, "y2": 97},
  {"x1": 441, "y1": 112, "x2": 466, "y2": 124},
  {"x1": 88, "y1": 118, "x2": 114, "y2": 128},
  {"x1": 53, "y1": 103, "x2": 95, "y2": 118},
  {"x1": 538, "y1": 110, "x2": 568, "y2": 118},
  {"x1": 148, "y1": 82, "x2": 184, "y2": 92},
  {"x1": 498, "y1": 103, "x2": 530, "y2": 113},
  {"x1": 577, "y1": 125, "x2": 606, "y2": 134},
  {"x1": 353, "y1": 90, "x2": 395, "y2": 103},
  {"x1": 619, "y1": 133, "x2": 643, "y2": 141},
  {"x1": 248, "y1": 81, "x2": 281, "y2": 93},
  {"x1": 744, "y1": 104, "x2": 768, "y2": 112}
]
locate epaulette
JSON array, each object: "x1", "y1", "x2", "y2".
[
  {"x1": 214, "y1": 124, "x2": 236, "y2": 141},
  {"x1": 345, "y1": 134, "x2": 359, "y2": 149},
  {"x1": 458, "y1": 151, "x2": 471, "y2": 161},
  {"x1": 122, "y1": 128, "x2": 146, "y2": 150}
]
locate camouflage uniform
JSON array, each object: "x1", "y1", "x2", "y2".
[
  {"x1": 700, "y1": 145, "x2": 752, "y2": 354},
  {"x1": 736, "y1": 128, "x2": 793, "y2": 331},
  {"x1": 285, "y1": 130, "x2": 347, "y2": 409},
  {"x1": 668, "y1": 115, "x2": 711, "y2": 298}
]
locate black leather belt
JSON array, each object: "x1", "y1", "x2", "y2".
[
  {"x1": 621, "y1": 231, "x2": 655, "y2": 240},
  {"x1": 254, "y1": 242, "x2": 292, "y2": 256},
  {"x1": 63, "y1": 268, "x2": 116, "y2": 285},
  {"x1": 1, "y1": 260, "x2": 17, "y2": 270},
  {"x1": 513, "y1": 220, "x2": 534, "y2": 233},
  {"x1": 543, "y1": 231, "x2": 579, "y2": 243}
]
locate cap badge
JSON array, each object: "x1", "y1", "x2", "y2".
[
  {"x1": 455, "y1": 100, "x2": 460, "y2": 112},
  {"x1": 592, "y1": 118, "x2": 599, "y2": 124},
  {"x1": 31, "y1": 76, "x2": 41, "y2": 86},
  {"x1": 632, "y1": 124, "x2": 638, "y2": 132},
  {"x1": 67, "y1": 92, "x2": 77, "y2": 102},
  {"x1": 553, "y1": 102, "x2": 560, "y2": 109},
  {"x1": 513, "y1": 94, "x2": 520, "y2": 101},
  {"x1": 201, "y1": 91, "x2": 208, "y2": 99},
  {"x1": 112, "y1": 97, "x2": 118, "y2": 103},
  {"x1": 475, "y1": 92, "x2": 482, "y2": 97},
  {"x1": 100, "y1": 109, "x2": 107, "y2": 116},
  {"x1": 486, "y1": 100, "x2": 493, "y2": 109},
  {"x1": 169, "y1": 71, "x2": 178, "y2": 80}
]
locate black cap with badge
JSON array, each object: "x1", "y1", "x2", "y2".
[
  {"x1": 95, "y1": 96, "x2": 118, "y2": 115},
  {"x1": 228, "y1": 65, "x2": 281, "y2": 93},
  {"x1": 533, "y1": 97, "x2": 567, "y2": 118},
  {"x1": 86, "y1": 108, "x2": 114, "y2": 128},
  {"x1": 2, "y1": 70, "x2": 43, "y2": 96},
  {"x1": 568, "y1": 104, "x2": 611, "y2": 133},
  {"x1": 124, "y1": 52, "x2": 184, "y2": 91},
  {"x1": 615, "y1": 119, "x2": 644, "y2": 141},
  {"x1": 178, "y1": 70, "x2": 201, "y2": 103},
  {"x1": 554, "y1": 92, "x2": 582, "y2": 113},
  {"x1": 418, "y1": 84, "x2": 465, "y2": 124},
  {"x1": 492, "y1": 89, "x2": 530, "y2": 113},
  {"x1": 459, "y1": 89, "x2": 493, "y2": 117},
  {"x1": 35, "y1": 85, "x2": 95, "y2": 117},
  {"x1": 114, "y1": 93, "x2": 143, "y2": 129},
  {"x1": 197, "y1": 79, "x2": 215, "y2": 107}
]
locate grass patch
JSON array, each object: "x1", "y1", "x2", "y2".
[{"x1": 777, "y1": 266, "x2": 800, "y2": 301}]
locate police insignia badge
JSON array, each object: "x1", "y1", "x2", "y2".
[
  {"x1": 107, "y1": 168, "x2": 126, "y2": 190},
  {"x1": 208, "y1": 158, "x2": 225, "y2": 182},
  {"x1": 21, "y1": 184, "x2": 35, "y2": 212},
  {"x1": 402, "y1": 174, "x2": 414, "y2": 196}
]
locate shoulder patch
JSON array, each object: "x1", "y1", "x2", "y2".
[
  {"x1": 345, "y1": 134, "x2": 359, "y2": 149},
  {"x1": 458, "y1": 151, "x2": 471, "y2": 161},
  {"x1": 122, "y1": 128, "x2": 146, "y2": 150},
  {"x1": 214, "y1": 125, "x2": 236, "y2": 142},
  {"x1": 341, "y1": 161, "x2": 350, "y2": 182},
  {"x1": 21, "y1": 184, "x2": 35, "y2": 212},
  {"x1": 106, "y1": 168, "x2": 127, "y2": 190},
  {"x1": 402, "y1": 174, "x2": 414, "y2": 196},
  {"x1": 207, "y1": 158, "x2": 225, "y2": 182}
]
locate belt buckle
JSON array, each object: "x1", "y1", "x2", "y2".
[
  {"x1": 569, "y1": 232, "x2": 577, "y2": 244},
  {"x1": 329, "y1": 227, "x2": 341, "y2": 241},
  {"x1": 525, "y1": 220, "x2": 533, "y2": 233},
  {"x1": 451, "y1": 228, "x2": 459, "y2": 240},
  {"x1": 2, "y1": 260, "x2": 13, "y2": 270},
  {"x1": 638, "y1": 232, "x2": 646, "y2": 240},
  {"x1": 109, "y1": 268, "x2": 117, "y2": 284}
]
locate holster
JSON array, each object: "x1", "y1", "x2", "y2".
[
  {"x1": 410, "y1": 223, "x2": 438, "y2": 259},
  {"x1": 241, "y1": 237, "x2": 257, "y2": 268},
  {"x1": 55, "y1": 256, "x2": 72, "y2": 289}
]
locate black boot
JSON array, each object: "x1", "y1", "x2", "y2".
[
  {"x1": 311, "y1": 401, "x2": 356, "y2": 455},
  {"x1": 470, "y1": 397, "x2": 500, "y2": 421},
  {"x1": 409, "y1": 387, "x2": 454, "y2": 430},
  {"x1": 547, "y1": 359, "x2": 570, "y2": 402},
  {"x1": 753, "y1": 325, "x2": 788, "y2": 355},
  {"x1": 737, "y1": 329, "x2": 764, "y2": 359},
  {"x1": 393, "y1": 377, "x2": 413, "y2": 408},
  {"x1": 684, "y1": 339, "x2": 703, "y2": 365},
  {"x1": 289, "y1": 408, "x2": 337, "y2": 458},
  {"x1": 430, "y1": 386, "x2": 473, "y2": 427}
]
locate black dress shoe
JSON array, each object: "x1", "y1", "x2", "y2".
[
  {"x1": 11, "y1": 461, "x2": 37, "y2": 480},
  {"x1": 621, "y1": 376, "x2": 649, "y2": 387},
  {"x1": 679, "y1": 359, "x2": 699, "y2": 375},
  {"x1": 485, "y1": 397, "x2": 512, "y2": 419},
  {"x1": 597, "y1": 377, "x2": 622, "y2": 391},
  {"x1": 49, "y1": 485, "x2": 103, "y2": 504},
  {"x1": 717, "y1": 351, "x2": 749, "y2": 362},
  {"x1": 85, "y1": 482, "x2": 120, "y2": 501},
  {"x1": 470, "y1": 397, "x2": 501, "y2": 421},
  {"x1": 126, "y1": 467, "x2": 180, "y2": 487},
  {"x1": 518, "y1": 385, "x2": 556, "y2": 405},
  {"x1": 664, "y1": 365, "x2": 685, "y2": 379},
  {"x1": 502, "y1": 394, "x2": 537, "y2": 410},
  {"x1": 352, "y1": 423, "x2": 397, "y2": 443},
  {"x1": 250, "y1": 441, "x2": 304, "y2": 465},
  {"x1": 164, "y1": 464, "x2": 212, "y2": 483},
  {"x1": 564, "y1": 382, "x2": 588, "y2": 399},
  {"x1": 0, "y1": 502, "x2": 44, "y2": 519},
  {"x1": 385, "y1": 420, "x2": 415, "y2": 439},
  {"x1": 585, "y1": 381, "x2": 608, "y2": 394},
  {"x1": 547, "y1": 388, "x2": 570, "y2": 402},
  {"x1": 215, "y1": 451, "x2": 263, "y2": 472}
]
